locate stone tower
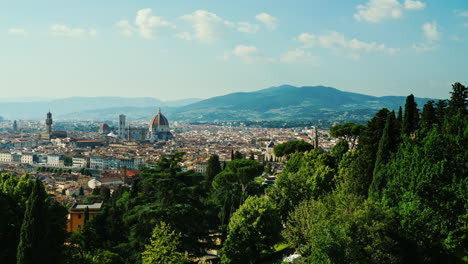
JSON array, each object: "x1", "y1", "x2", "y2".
[
  {"x1": 119, "y1": 114, "x2": 126, "y2": 138},
  {"x1": 46, "y1": 112, "x2": 53, "y2": 134}
]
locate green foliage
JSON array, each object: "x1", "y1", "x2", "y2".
[
  {"x1": 330, "y1": 122, "x2": 365, "y2": 149},
  {"x1": 141, "y1": 222, "x2": 189, "y2": 264},
  {"x1": 369, "y1": 112, "x2": 398, "y2": 200},
  {"x1": 284, "y1": 194, "x2": 399, "y2": 264},
  {"x1": 421, "y1": 100, "x2": 437, "y2": 130},
  {"x1": 334, "y1": 151, "x2": 373, "y2": 197},
  {"x1": 448, "y1": 82, "x2": 467, "y2": 115},
  {"x1": 331, "y1": 140, "x2": 349, "y2": 164},
  {"x1": 273, "y1": 140, "x2": 313, "y2": 157},
  {"x1": 220, "y1": 196, "x2": 281, "y2": 264},
  {"x1": 16, "y1": 179, "x2": 68, "y2": 264},
  {"x1": 64, "y1": 156, "x2": 73, "y2": 167},
  {"x1": 402, "y1": 94, "x2": 420, "y2": 135},
  {"x1": 206, "y1": 154, "x2": 221, "y2": 183},
  {"x1": 268, "y1": 150, "x2": 336, "y2": 221},
  {"x1": 211, "y1": 159, "x2": 263, "y2": 233},
  {"x1": 381, "y1": 116, "x2": 468, "y2": 263}
]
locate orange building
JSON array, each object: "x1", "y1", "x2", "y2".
[{"x1": 67, "y1": 201, "x2": 103, "y2": 232}]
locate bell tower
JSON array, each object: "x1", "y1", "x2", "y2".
[{"x1": 46, "y1": 112, "x2": 53, "y2": 134}]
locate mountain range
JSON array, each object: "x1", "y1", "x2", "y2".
[{"x1": 0, "y1": 85, "x2": 436, "y2": 122}]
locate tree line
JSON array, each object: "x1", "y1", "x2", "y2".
[{"x1": 0, "y1": 82, "x2": 466, "y2": 263}]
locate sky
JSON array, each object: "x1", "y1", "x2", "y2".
[{"x1": 0, "y1": 0, "x2": 467, "y2": 100}]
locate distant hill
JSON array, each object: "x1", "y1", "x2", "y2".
[
  {"x1": 0, "y1": 85, "x2": 436, "y2": 121},
  {"x1": 171, "y1": 85, "x2": 435, "y2": 121},
  {"x1": 0, "y1": 97, "x2": 201, "y2": 120}
]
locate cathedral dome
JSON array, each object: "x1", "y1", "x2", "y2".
[{"x1": 149, "y1": 108, "x2": 169, "y2": 130}]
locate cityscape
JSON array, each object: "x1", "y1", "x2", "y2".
[{"x1": 1, "y1": 1, "x2": 467, "y2": 264}]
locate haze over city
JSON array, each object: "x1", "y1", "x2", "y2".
[{"x1": 1, "y1": 0, "x2": 467, "y2": 100}]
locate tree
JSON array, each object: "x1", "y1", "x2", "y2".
[
  {"x1": 402, "y1": 94, "x2": 420, "y2": 135},
  {"x1": 63, "y1": 156, "x2": 73, "y2": 167},
  {"x1": 212, "y1": 159, "x2": 263, "y2": 205},
  {"x1": 248, "y1": 153, "x2": 255, "y2": 160},
  {"x1": 233, "y1": 151, "x2": 243, "y2": 160},
  {"x1": 273, "y1": 140, "x2": 313, "y2": 157},
  {"x1": 381, "y1": 117, "x2": 468, "y2": 263},
  {"x1": 448, "y1": 82, "x2": 467, "y2": 115},
  {"x1": 421, "y1": 100, "x2": 436, "y2": 130},
  {"x1": 79, "y1": 186, "x2": 84, "y2": 196},
  {"x1": 141, "y1": 222, "x2": 189, "y2": 264},
  {"x1": 206, "y1": 154, "x2": 222, "y2": 183},
  {"x1": 220, "y1": 196, "x2": 280, "y2": 264},
  {"x1": 331, "y1": 140, "x2": 349, "y2": 164},
  {"x1": 330, "y1": 122, "x2": 365, "y2": 150},
  {"x1": 16, "y1": 179, "x2": 67, "y2": 264},
  {"x1": 268, "y1": 150, "x2": 336, "y2": 221},
  {"x1": 283, "y1": 194, "x2": 399, "y2": 264},
  {"x1": 435, "y1": 99, "x2": 448, "y2": 125},
  {"x1": 369, "y1": 113, "x2": 397, "y2": 200},
  {"x1": 17, "y1": 180, "x2": 48, "y2": 264}
]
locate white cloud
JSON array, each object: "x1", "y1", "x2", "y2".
[
  {"x1": 454, "y1": 10, "x2": 468, "y2": 17},
  {"x1": 255, "y1": 13, "x2": 277, "y2": 30},
  {"x1": 404, "y1": 0, "x2": 426, "y2": 10},
  {"x1": 8, "y1": 28, "x2": 28, "y2": 35},
  {"x1": 297, "y1": 31, "x2": 399, "y2": 60},
  {"x1": 412, "y1": 21, "x2": 441, "y2": 52},
  {"x1": 412, "y1": 43, "x2": 437, "y2": 52},
  {"x1": 281, "y1": 49, "x2": 319, "y2": 64},
  {"x1": 223, "y1": 45, "x2": 275, "y2": 63},
  {"x1": 116, "y1": 20, "x2": 133, "y2": 36},
  {"x1": 464, "y1": 22, "x2": 468, "y2": 27},
  {"x1": 423, "y1": 21, "x2": 441, "y2": 42},
  {"x1": 117, "y1": 8, "x2": 174, "y2": 39},
  {"x1": 237, "y1": 22, "x2": 259, "y2": 34},
  {"x1": 451, "y1": 35, "x2": 460, "y2": 41},
  {"x1": 180, "y1": 10, "x2": 228, "y2": 42},
  {"x1": 50, "y1": 24, "x2": 96, "y2": 37},
  {"x1": 354, "y1": 0, "x2": 425, "y2": 23},
  {"x1": 176, "y1": 31, "x2": 192, "y2": 40}
]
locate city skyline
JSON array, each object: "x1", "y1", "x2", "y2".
[{"x1": 1, "y1": 0, "x2": 467, "y2": 100}]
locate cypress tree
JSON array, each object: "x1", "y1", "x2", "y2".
[
  {"x1": 402, "y1": 94, "x2": 420, "y2": 135},
  {"x1": 421, "y1": 100, "x2": 436, "y2": 130},
  {"x1": 448, "y1": 82, "x2": 467, "y2": 115},
  {"x1": 206, "y1": 154, "x2": 222, "y2": 183},
  {"x1": 397, "y1": 106, "x2": 403, "y2": 124},
  {"x1": 435, "y1": 99, "x2": 448, "y2": 125},
  {"x1": 16, "y1": 180, "x2": 47, "y2": 264},
  {"x1": 369, "y1": 114, "x2": 395, "y2": 200},
  {"x1": 84, "y1": 206, "x2": 90, "y2": 224}
]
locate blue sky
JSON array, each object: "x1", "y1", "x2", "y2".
[{"x1": 1, "y1": 0, "x2": 467, "y2": 100}]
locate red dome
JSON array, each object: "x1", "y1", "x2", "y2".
[
  {"x1": 99, "y1": 123, "x2": 110, "y2": 130},
  {"x1": 149, "y1": 108, "x2": 169, "y2": 129}
]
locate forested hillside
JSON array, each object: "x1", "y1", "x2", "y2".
[{"x1": 0, "y1": 83, "x2": 466, "y2": 264}]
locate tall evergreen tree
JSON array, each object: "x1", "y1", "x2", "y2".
[
  {"x1": 421, "y1": 100, "x2": 436, "y2": 130},
  {"x1": 84, "y1": 206, "x2": 89, "y2": 224},
  {"x1": 435, "y1": 99, "x2": 448, "y2": 125},
  {"x1": 397, "y1": 106, "x2": 403, "y2": 124},
  {"x1": 448, "y1": 82, "x2": 467, "y2": 115},
  {"x1": 369, "y1": 113, "x2": 396, "y2": 200},
  {"x1": 402, "y1": 94, "x2": 420, "y2": 135},
  {"x1": 206, "y1": 154, "x2": 222, "y2": 183},
  {"x1": 16, "y1": 180, "x2": 47, "y2": 264}
]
